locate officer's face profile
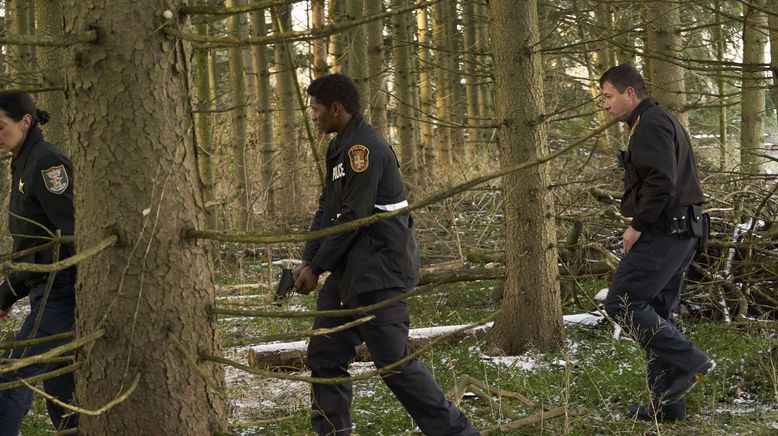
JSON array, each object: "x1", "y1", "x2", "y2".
[
  {"x1": 309, "y1": 96, "x2": 336, "y2": 134},
  {"x1": 601, "y1": 81, "x2": 635, "y2": 122},
  {"x1": 0, "y1": 112, "x2": 31, "y2": 156}
]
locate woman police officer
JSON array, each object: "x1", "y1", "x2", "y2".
[{"x1": 0, "y1": 93, "x2": 77, "y2": 433}]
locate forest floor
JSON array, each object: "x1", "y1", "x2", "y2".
[{"x1": 8, "y1": 268, "x2": 778, "y2": 435}]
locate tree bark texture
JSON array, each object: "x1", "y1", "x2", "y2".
[
  {"x1": 63, "y1": 1, "x2": 227, "y2": 433},
  {"x1": 391, "y1": 0, "x2": 417, "y2": 192},
  {"x1": 328, "y1": 0, "x2": 347, "y2": 74},
  {"x1": 227, "y1": 0, "x2": 250, "y2": 230},
  {"x1": 8, "y1": 0, "x2": 34, "y2": 82},
  {"x1": 485, "y1": 0, "x2": 564, "y2": 354},
  {"x1": 444, "y1": 1, "x2": 465, "y2": 166},
  {"x1": 272, "y1": 5, "x2": 300, "y2": 215},
  {"x1": 740, "y1": 0, "x2": 767, "y2": 174},
  {"x1": 346, "y1": 0, "x2": 368, "y2": 106},
  {"x1": 431, "y1": 1, "x2": 451, "y2": 165},
  {"x1": 645, "y1": 0, "x2": 688, "y2": 127},
  {"x1": 250, "y1": 9, "x2": 276, "y2": 214},
  {"x1": 714, "y1": 0, "x2": 728, "y2": 171},
  {"x1": 462, "y1": 0, "x2": 480, "y2": 146},
  {"x1": 416, "y1": 2, "x2": 434, "y2": 183},
  {"x1": 311, "y1": 0, "x2": 330, "y2": 78},
  {"x1": 474, "y1": 0, "x2": 492, "y2": 144},
  {"x1": 193, "y1": 0, "x2": 217, "y2": 229},
  {"x1": 366, "y1": 0, "x2": 387, "y2": 133},
  {"x1": 769, "y1": 0, "x2": 778, "y2": 136},
  {"x1": 35, "y1": 0, "x2": 70, "y2": 153}
]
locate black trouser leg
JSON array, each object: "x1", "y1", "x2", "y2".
[
  {"x1": 605, "y1": 231, "x2": 709, "y2": 373},
  {"x1": 352, "y1": 291, "x2": 478, "y2": 436},
  {"x1": 0, "y1": 284, "x2": 76, "y2": 435},
  {"x1": 307, "y1": 278, "x2": 360, "y2": 435}
]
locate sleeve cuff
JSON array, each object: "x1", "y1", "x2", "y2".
[
  {"x1": 630, "y1": 217, "x2": 650, "y2": 232},
  {"x1": 310, "y1": 264, "x2": 325, "y2": 276}
]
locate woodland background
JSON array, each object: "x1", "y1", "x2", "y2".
[{"x1": 0, "y1": 0, "x2": 776, "y2": 434}]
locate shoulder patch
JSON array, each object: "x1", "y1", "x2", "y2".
[
  {"x1": 41, "y1": 165, "x2": 69, "y2": 194},
  {"x1": 348, "y1": 144, "x2": 369, "y2": 173}
]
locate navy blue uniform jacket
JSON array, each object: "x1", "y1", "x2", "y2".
[
  {"x1": 0, "y1": 127, "x2": 75, "y2": 310},
  {"x1": 302, "y1": 114, "x2": 420, "y2": 303},
  {"x1": 621, "y1": 97, "x2": 704, "y2": 231}
]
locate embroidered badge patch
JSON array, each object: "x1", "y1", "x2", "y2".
[
  {"x1": 41, "y1": 165, "x2": 69, "y2": 194},
  {"x1": 348, "y1": 145, "x2": 369, "y2": 173}
]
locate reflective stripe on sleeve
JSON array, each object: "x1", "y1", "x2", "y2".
[{"x1": 375, "y1": 200, "x2": 409, "y2": 211}]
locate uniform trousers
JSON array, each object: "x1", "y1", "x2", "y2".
[
  {"x1": 307, "y1": 276, "x2": 478, "y2": 436},
  {"x1": 604, "y1": 229, "x2": 709, "y2": 415},
  {"x1": 0, "y1": 283, "x2": 77, "y2": 435}
]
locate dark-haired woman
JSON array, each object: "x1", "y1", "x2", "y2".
[{"x1": 0, "y1": 93, "x2": 77, "y2": 433}]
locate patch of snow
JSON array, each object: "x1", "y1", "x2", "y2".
[
  {"x1": 594, "y1": 288, "x2": 609, "y2": 301},
  {"x1": 485, "y1": 354, "x2": 541, "y2": 371},
  {"x1": 563, "y1": 312, "x2": 604, "y2": 326}
]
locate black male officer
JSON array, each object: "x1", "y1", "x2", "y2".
[
  {"x1": 599, "y1": 65, "x2": 714, "y2": 422},
  {"x1": 293, "y1": 74, "x2": 478, "y2": 436}
]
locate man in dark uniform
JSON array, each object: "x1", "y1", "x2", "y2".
[
  {"x1": 599, "y1": 65, "x2": 714, "y2": 422},
  {"x1": 0, "y1": 93, "x2": 77, "y2": 433},
  {"x1": 294, "y1": 74, "x2": 478, "y2": 436}
]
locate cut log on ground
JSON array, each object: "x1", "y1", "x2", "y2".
[{"x1": 247, "y1": 324, "x2": 490, "y2": 371}]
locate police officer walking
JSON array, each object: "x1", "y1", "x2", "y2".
[
  {"x1": 0, "y1": 93, "x2": 77, "y2": 433},
  {"x1": 293, "y1": 74, "x2": 478, "y2": 436},
  {"x1": 599, "y1": 65, "x2": 714, "y2": 422}
]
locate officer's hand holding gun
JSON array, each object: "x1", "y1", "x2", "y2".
[
  {"x1": 293, "y1": 263, "x2": 319, "y2": 295},
  {"x1": 273, "y1": 268, "x2": 295, "y2": 303}
]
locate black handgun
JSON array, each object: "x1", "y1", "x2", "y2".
[{"x1": 273, "y1": 268, "x2": 295, "y2": 302}]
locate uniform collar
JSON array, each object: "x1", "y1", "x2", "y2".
[
  {"x1": 626, "y1": 97, "x2": 657, "y2": 128},
  {"x1": 336, "y1": 112, "x2": 363, "y2": 144},
  {"x1": 10, "y1": 126, "x2": 43, "y2": 172}
]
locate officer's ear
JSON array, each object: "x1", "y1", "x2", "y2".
[
  {"x1": 21, "y1": 114, "x2": 33, "y2": 131},
  {"x1": 331, "y1": 101, "x2": 345, "y2": 118}
]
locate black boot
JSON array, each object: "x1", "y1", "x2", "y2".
[{"x1": 628, "y1": 401, "x2": 686, "y2": 422}]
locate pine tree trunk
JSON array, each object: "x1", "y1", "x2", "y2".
[
  {"x1": 767, "y1": 0, "x2": 778, "y2": 150},
  {"x1": 251, "y1": 9, "x2": 276, "y2": 214},
  {"x1": 714, "y1": 0, "x2": 728, "y2": 171},
  {"x1": 613, "y1": 3, "x2": 637, "y2": 65},
  {"x1": 35, "y1": 0, "x2": 70, "y2": 152},
  {"x1": 740, "y1": 0, "x2": 767, "y2": 174},
  {"x1": 272, "y1": 5, "x2": 299, "y2": 215},
  {"x1": 346, "y1": 0, "x2": 368, "y2": 105},
  {"x1": 572, "y1": 0, "x2": 612, "y2": 151},
  {"x1": 227, "y1": 0, "x2": 250, "y2": 230},
  {"x1": 329, "y1": 0, "x2": 347, "y2": 73},
  {"x1": 311, "y1": 0, "x2": 329, "y2": 78},
  {"x1": 462, "y1": 0, "x2": 480, "y2": 147},
  {"x1": 593, "y1": 1, "x2": 616, "y2": 73},
  {"x1": 9, "y1": 0, "x2": 34, "y2": 81},
  {"x1": 445, "y1": 1, "x2": 465, "y2": 166},
  {"x1": 645, "y1": 0, "x2": 688, "y2": 127},
  {"x1": 485, "y1": 0, "x2": 564, "y2": 354},
  {"x1": 416, "y1": 2, "x2": 434, "y2": 183},
  {"x1": 63, "y1": 1, "x2": 227, "y2": 433},
  {"x1": 474, "y1": 0, "x2": 492, "y2": 144},
  {"x1": 193, "y1": 0, "x2": 217, "y2": 229},
  {"x1": 391, "y1": 0, "x2": 416, "y2": 192},
  {"x1": 431, "y1": 1, "x2": 451, "y2": 165},
  {"x1": 366, "y1": 0, "x2": 387, "y2": 133}
]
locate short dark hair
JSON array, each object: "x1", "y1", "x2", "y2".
[
  {"x1": 0, "y1": 93, "x2": 50, "y2": 125},
  {"x1": 599, "y1": 64, "x2": 648, "y2": 98},
  {"x1": 307, "y1": 74, "x2": 360, "y2": 114}
]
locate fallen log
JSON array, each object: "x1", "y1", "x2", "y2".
[{"x1": 247, "y1": 324, "x2": 490, "y2": 371}]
